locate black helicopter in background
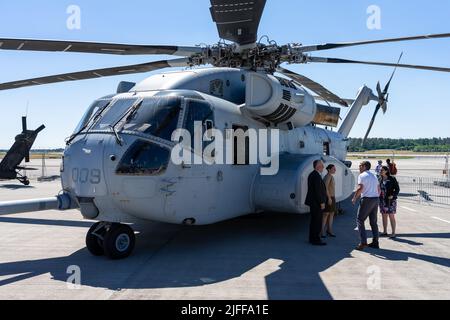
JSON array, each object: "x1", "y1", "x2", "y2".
[{"x1": 0, "y1": 117, "x2": 45, "y2": 185}]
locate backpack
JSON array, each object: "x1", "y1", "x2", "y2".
[{"x1": 390, "y1": 163, "x2": 398, "y2": 175}]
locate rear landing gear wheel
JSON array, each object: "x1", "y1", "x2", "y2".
[
  {"x1": 103, "y1": 223, "x2": 135, "y2": 260},
  {"x1": 86, "y1": 222, "x2": 105, "y2": 256}
]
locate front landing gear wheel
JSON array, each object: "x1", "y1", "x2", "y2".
[
  {"x1": 103, "y1": 224, "x2": 135, "y2": 260},
  {"x1": 86, "y1": 222, "x2": 105, "y2": 256}
]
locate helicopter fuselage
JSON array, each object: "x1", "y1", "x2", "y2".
[{"x1": 61, "y1": 68, "x2": 355, "y2": 226}]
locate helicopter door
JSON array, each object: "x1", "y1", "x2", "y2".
[{"x1": 163, "y1": 99, "x2": 218, "y2": 221}]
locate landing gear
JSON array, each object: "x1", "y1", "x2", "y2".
[
  {"x1": 17, "y1": 176, "x2": 30, "y2": 186},
  {"x1": 86, "y1": 222, "x2": 105, "y2": 256},
  {"x1": 86, "y1": 222, "x2": 136, "y2": 260}
]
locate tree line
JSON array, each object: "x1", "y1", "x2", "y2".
[{"x1": 349, "y1": 138, "x2": 450, "y2": 152}]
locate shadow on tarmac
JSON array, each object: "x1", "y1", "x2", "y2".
[
  {"x1": 0, "y1": 184, "x2": 35, "y2": 190},
  {"x1": 0, "y1": 217, "x2": 92, "y2": 228}
]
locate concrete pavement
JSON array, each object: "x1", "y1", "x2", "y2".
[{"x1": 0, "y1": 180, "x2": 448, "y2": 300}]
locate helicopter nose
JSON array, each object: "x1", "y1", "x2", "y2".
[{"x1": 61, "y1": 137, "x2": 109, "y2": 199}]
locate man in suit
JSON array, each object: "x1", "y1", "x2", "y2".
[{"x1": 305, "y1": 159, "x2": 328, "y2": 246}]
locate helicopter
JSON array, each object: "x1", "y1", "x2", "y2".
[
  {"x1": 0, "y1": 0, "x2": 449, "y2": 259},
  {"x1": 0, "y1": 116, "x2": 45, "y2": 186}
]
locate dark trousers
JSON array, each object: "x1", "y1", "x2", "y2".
[
  {"x1": 309, "y1": 204, "x2": 324, "y2": 243},
  {"x1": 357, "y1": 197, "x2": 379, "y2": 245}
]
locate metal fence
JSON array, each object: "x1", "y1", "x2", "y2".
[
  {"x1": 352, "y1": 171, "x2": 450, "y2": 206},
  {"x1": 396, "y1": 176, "x2": 450, "y2": 206}
]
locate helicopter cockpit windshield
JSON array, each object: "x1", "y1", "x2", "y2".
[
  {"x1": 116, "y1": 96, "x2": 182, "y2": 141},
  {"x1": 70, "y1": 93, "x2": 213, "y2": 147},
  {"x1": 72, "y1": 98, "x2": 112, "y2": 135}
]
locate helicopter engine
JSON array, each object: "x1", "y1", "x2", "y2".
[{"x1": 243, "y1": 72, "x2": 317, "y2": 127}]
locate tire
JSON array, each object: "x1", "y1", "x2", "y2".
[
  {"x1": 86, "y1": 222, "x2": 105, "y2": 256},
  {"x1": 103, "y1": 224, "x2": 135, "y2": 260}
]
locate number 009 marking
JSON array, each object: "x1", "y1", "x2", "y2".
[{"x1": 72, "y1": 168, "x2": 101, "y2": 184}]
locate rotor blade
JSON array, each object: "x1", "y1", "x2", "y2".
[
  {"x1": 0, "y1": 58, "x2": 190, "y2": 91},
  {"x1": 277, "y1": 67, "x2": 349, "y2": 107},
  {"x1": 312, "y1": 95, "x2": 355, "y2": 106},
  {"x1": 376, "y1": 81, "x2": 383, "y2": 97},
  {"x1": 209, "y1": 0, "x2": 266, "y2": 46},
  {"x1": 298, "y1": 33, "x2": 450, "y2": 53},
  {"x1": 34, "y1": 125, "x2": 46, "y2": 135},
  {"x1": 0, "y1": 38, "x2": 203, "y2": 57},
  {"x1": 307, "y1": 57, "x2": 450, "y2": 73},
  {"x1": 384, "y1": 52, "x2": 403, "y2": 94},
  {"x1": 362, "y1": 105, "x2": 382, "y2": 146},
  {"x1": 22, "y1": 116, "x2": 27, "y2": 132}
]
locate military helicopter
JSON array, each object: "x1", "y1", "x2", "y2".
[
  {"x1": 0, "y1": 0, "x2": 449, "y2": 259},
  {"x1": 0, "y1": 116, "x2": 45, "y2": 186}
]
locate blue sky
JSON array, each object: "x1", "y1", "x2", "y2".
[{"x1": 0, "y1": 0, "x2": 449, "y2": 148}]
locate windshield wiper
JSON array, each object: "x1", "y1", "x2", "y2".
[
  {"x1": 109, "y1": 125, "x2": 123, "y2": 146},
  {"x1": 66, "y1": 102, "x2": 111, "y2": 145},
  {"x1": 125, "y1": 101, "x2": 143, "y2": 123}
]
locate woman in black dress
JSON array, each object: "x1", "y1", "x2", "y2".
[{"x1": 379, "y1": 166, "x2": 400, "y2": 238}]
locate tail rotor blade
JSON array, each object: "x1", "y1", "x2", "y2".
[
  {"x1": 384, "y1": 52, "x2": 403, "y2": 94},
  {"x1": 376, "y1": 82, "x2": 383, "y2": 97},
  {"x1": 381, "y1": 94, "x2": 389, "y2": 114},
  {"x1": 362, "y1": 104, "x2": 382, "y2": 146}
]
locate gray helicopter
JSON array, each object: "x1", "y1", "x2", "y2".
[{"x1": 0, "y1": 0, "x2": 449, "y2": 259}]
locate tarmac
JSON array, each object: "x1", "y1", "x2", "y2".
[{"x1": 0, "y1": 177, "x2": 449, "y2": 300}]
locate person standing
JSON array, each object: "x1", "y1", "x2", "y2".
[
  {"x1": 386, "y1": 159, "x2": 398, "y2": 176},
  {"x1": 352, "y1": 161, "x2": 381, "y2": 251},
  {"x1": 322, "y1": 164, "x2": 337, "y2": 238},
  {"x1": 379, "y1": 166, "x2": 400, "y2": 238},
  {"x1": 305, "y1": 160, "x2": 328, "y2": 246},
  {"x1": 375, "y1": 160, "x2": 383, "y2": 179}
]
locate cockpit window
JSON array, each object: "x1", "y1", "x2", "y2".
[
  {"x1": 184, "y1": 99, "x2": 214, "y2": 149},
  {"x1": 116, "y1": 141, "x2": 170, "y2": 176},
  {"x1": 119, "y1": 97, "x2": 182, "y2": 141},
  {"x1": 90, "y1": 98, "x2": 139, "y2": 131},
  {"x1": 73, "y1": 99, "x2": 111, "y2": 134}
]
